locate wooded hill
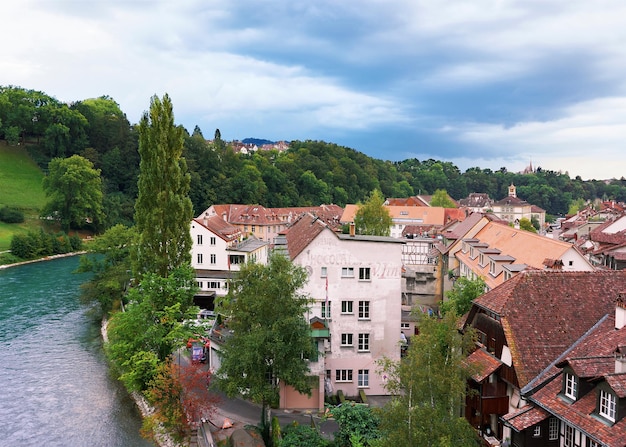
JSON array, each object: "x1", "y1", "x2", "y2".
[{"x1": 2, "y1": 85, "x2": 625, "y2": 230}]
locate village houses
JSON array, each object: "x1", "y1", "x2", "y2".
[{"x1": 462, "y1": 270, "x2": 626, "y2": 447}]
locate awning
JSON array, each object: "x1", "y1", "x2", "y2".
[{"x1": 464, "y1": 348, "x2": 503, "y2": 383}]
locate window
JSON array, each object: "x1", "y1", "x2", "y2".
[
  {"x1": 210, "y1": 254, "x2": 216, "y2": 264},
  {"x1": 401, "y1": 323, "x2": 410, "y2": 330},
  {"x1": 358, "y1": 301, "x2": 370, "y2": 319},
  {"x1": 197, "y1": 281, "x2": 203, "y2": 289},
  {"x1": 548, "y1": 418, "x2": 558, "y2": 440},
  {"x1": 321, "y1": 266, "x2": 327, "y2": 277},
  {"x1": 325, "y1": 370, "x2": 331, "y2": 380},
  {"x1": 533, "y1": 426, "x2": 541, "y2": 437},
  {"x1": 565, "y1": 373, "x2": 577, "y2": 400},
  {"x1": 490, "y1": 261, "x2": 496, "y2": 275},
  {"x1": 208, "y1": 281, "x2": 220, "y2": 289},
  {"x1": 359, "y1": 267, "x2": 371, "y2": 280},
  {"x1": 336, "y1": 369, "x2": 352, "y2": 382},
  {"x1": 564, "y1": 424, "x2": 575, "y2": 447},
  {"x1": 589, "y1": 441, "x2": 601, "y2": 447},
  {"x1": 342, "y1": 267, "x2": 354, "y2": 278},
  {"x1": 341, "y1": 301, "x2": 353, "y2": 314},
  {"x1": 197, "y1": 234, "x2": 203, "y2": 245},
  {"x1": 358, "y1": 333, "x2": 370, "y2": 351},
  {"x1": 197, "y1": 253, "x2": 203, "y2": 264},
  {"x1": 210, "y1": 236, "x2": 216, "y2": 245},
  {"x1": 358, "y1": 369, "x2": 369, "y2": 387},
  {"x1": 251, "y1": 225, "x2": 256, "y2": 232},
  {"x1": 599, "y1": 389, "x2": 616, "y2": 422},
  {"x1": 341, "y1": 333, "x2": 353, "y2": 346},
  {"x1": 321, "y1": 301, "x2": 331, "y2": 319}
]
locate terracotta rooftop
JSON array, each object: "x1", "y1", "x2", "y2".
[
  {"x1": 502, "y1": 405, "x2": 549, "y2": 432},
  {"x1": 464, "y1": 348, "x2": 503, "y2": 382},
  {"x1": 468, "y1": 270, "x2": 626, "y2": 388}
]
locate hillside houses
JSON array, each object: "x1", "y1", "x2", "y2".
[{"x1": 461, "y1": 270, "x2": 626, "y2": 446}]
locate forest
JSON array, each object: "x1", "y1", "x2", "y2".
[{"x1": 2, "y1": 85, "x2": 625, "y2": 231}]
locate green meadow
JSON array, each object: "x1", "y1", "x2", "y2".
[{"x1": 0, "y1": 142, "x2": 47, "y2": 251}]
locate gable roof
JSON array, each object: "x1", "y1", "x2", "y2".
[
  {"x1": 283, "y1": 213, "x2": 329, "y2": 260},
  {"x1": 193, "y1": 215, "x2": 241, "y2": 242},
  {"x1": 468, "y1": 270, "x2": 626, "y2": 388},
  {"x1": 455, "y1": 221, "x2": 593, "y2": 289},
  {"x1": 526, "y1": 316, "x2": 626, "y2": 447}
]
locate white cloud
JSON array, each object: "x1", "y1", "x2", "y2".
[{"x1": 447, "y1": 96, "x2": 626, "y2": 179}]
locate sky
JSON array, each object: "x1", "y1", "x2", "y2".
[{"x1": 4, "y1": 1, "x2": 626, "y2": 181}]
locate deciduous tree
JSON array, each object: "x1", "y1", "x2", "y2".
[
  {"x1": 377, "y1": 313, "x2": 478, "y2": 447},
  {"x1": 430, "y1": 188, "x2": 457, "y2": 208},
  {"x1": 42, "y1": 154, "x2": 104, "y2": 232},
  {"x1": 214, "y1": 253, "x2": 315, "y2": 433},
  {"x1": 133, "y1": 94, "x2": 193, "y2": 278},
  {"x1": 441, "y1": 276, "x2": 486, "y2": 317},
  {"x1": 354, "y1": 189, "x2": 392, "y2": 236}
]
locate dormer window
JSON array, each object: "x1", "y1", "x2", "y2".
[
  {"x1": 564, "y1": 372, "x2": 578, "y2": 400},
  {"x1": 599, "y1": 389, "x2": 617, "y2": 422}
]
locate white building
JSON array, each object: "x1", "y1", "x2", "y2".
[
  {"x1": 190, "y1": 214, "x2": 269, "y2": 307},
  {"x1": 279, "y1": 214, "x2": 405, "y2": 408}
]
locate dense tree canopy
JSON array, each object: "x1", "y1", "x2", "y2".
[
  {"x1": 214, "y1": 253, "x2": 315, "y2": 427},
  {"x1": 5, "y1": 85, "x2": 626, "y2": 231},
  {"x1": 42, "y1": 154, "x2": 104, "y2": 232},
  {"x1": 378, "y1": 313, "x2": 478, "y2": 447}
]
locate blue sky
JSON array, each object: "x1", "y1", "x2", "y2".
[{"x1": 4, "y1": 1, "x2": 626, "y2": 180}]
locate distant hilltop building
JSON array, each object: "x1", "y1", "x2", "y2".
[
  {"x1": 520, "y1": 159, "x2": 535, "y2": 175},
  {"x1": 225, "y1": 140, "x2": 290, "y2": 155}
]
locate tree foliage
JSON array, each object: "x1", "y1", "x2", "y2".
[
  {"x1": 142, "y1": 360, "x2": 218, "y2": 443},
  {"x1": 42, "y1": 154, "x2": 104, "y2": 232},
  {"x1": 377, "y1": 313, "x2": 478, "y2": 447},
  {"x1": 441, "y1": 276, "x2": 486, "y2": 317},
  {"x1": 354, "y1": 189, "x2": 392, "y2": 236},
  {"x1": 331, "y1": 403, "x2": 382, "y2": 447},
  {"x1": 214, "y1": 253, "x2": 315, "y2": 426},
  {"x1": 106, "y1": 265, "x2": 199, "y2": 391},
  {"x1": 518, "y1": 217, "x2": 537, "y2": 233},
  {"x1": 6, "y1": 85, "x2": 626, "y2": 224},
  {"x1": 77, "y1": 224, "x2": 136, "y2": 314},
  {"x1": 430, "y1": 189, "x2": 457, "y2": 208},
  {"x1": 133, "y1": 94, "x2": 193, "y2": 278}
]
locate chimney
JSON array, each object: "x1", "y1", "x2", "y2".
[
  {"x1": 616, "y1": 292, "x2": 626, "y2": 330},
  {"x1": 203, "y1": 212, "x2": 208, "y2": 227},
  {"x1": 222, "y1": 212, "x2": 227, "y2": 221},
  {"x1": 616, "y1": 346, "x2": 626, "y2": 374},
  {"x1": 349, "y1": 222, "x2": 355, "y2": 237}
]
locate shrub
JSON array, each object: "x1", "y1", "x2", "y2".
[{"x1": 0, "y1": 206, "x2": 25, "y2": 223}]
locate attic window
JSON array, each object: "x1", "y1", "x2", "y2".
[
  {"x1": 564, "y1": 373, "x2": 578, "y2": 400},
  {"x1": 400, "y1": 211, "x2": 408, "y2": 216},
  {"x1": 599, "y1": 389, "x2": 617, "y2": 422}
]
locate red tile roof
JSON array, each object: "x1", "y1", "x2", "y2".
[
  {"x1": 469, "y1": 270, "x2": 626, "y2": 388},
  {"x1": 283, "y1": 213, "x2": 328, "y2": 260},
  {"x1": 502, "y1": 405, "x2": 549, "y2": 431},
  {"x1": 464, "y1": 348, "x2": 503, "y2": 382}
]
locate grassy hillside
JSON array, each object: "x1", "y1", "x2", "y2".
[{"x1": 0, "y1": 142, "x2": 47, "y2": 251}]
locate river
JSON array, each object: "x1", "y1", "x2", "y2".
[{"x1": 0, "y1": 256, "x2": 154, "y2": 447}]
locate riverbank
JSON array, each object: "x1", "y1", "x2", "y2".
[
  {"x1": 0, "y1": 251, "x2": 86, "y2": 269},
  {"x1": 101, "y1": 318, "x2": 184, "y2": 447}
]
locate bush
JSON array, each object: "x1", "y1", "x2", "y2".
[
  {"x1": 280, "y1": 423, "x2": 330, "y2": 447},
  {"x1": 0, "y1": 206, "x2": 25, "y2": 223},
  {"x1": 9, "y1": 229, "x2": 81, "y2": 260}
]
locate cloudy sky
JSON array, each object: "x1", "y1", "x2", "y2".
[{"x1": 4, "y1": 1, "x2": 626, "y2": 180}]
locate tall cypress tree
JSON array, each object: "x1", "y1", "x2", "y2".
[{"x1": 133, "y1": 94, "x2": 193, "y2": 278}]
